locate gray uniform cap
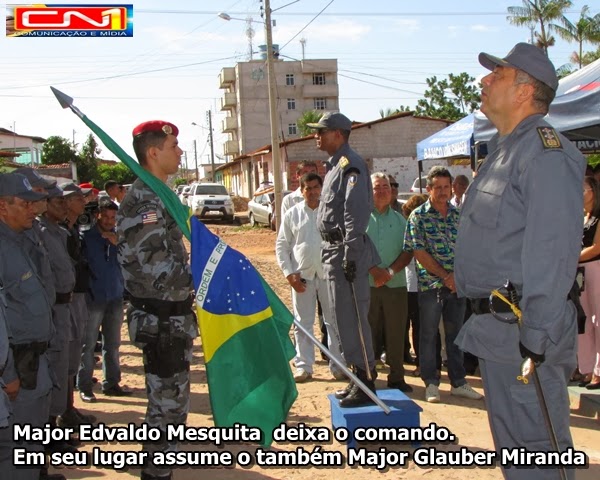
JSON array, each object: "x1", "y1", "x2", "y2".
[
  {"x1": 0, "y1": 173, "x2": 48, "y2": 201},
  {"x1": 479, "y1": 42, "x2": 558, "y2": 91},
  {"x1": 46, "y1": 185, "x2": 68, "y2": 198},
  {"x1": 61, "y1": 182, "x2": 91, "y2": 196},
  {"x1": 13, "y1": 167, "x2": 56, "y2": 189},
  {"x1": 306, "y1": 112, "x2": 352, "y2": 131}
]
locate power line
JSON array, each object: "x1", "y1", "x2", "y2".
[{"x1": 279, "y1": 0, "x2": 335, "y2": 51}]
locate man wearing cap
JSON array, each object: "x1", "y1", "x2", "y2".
[
  {"x1": 117, "y1": 121, "x2": 197, "y2": 480},
  {"x1": 61, "y1": 182, "x2": 94, "y2": 425},
  {"x1": 38, "y1": 185, "x2": 81, "y2": 439},
  {"x1": 455, "y1": 43, "x2": 586, "y2": 478},
  {"x1": 308, "y1": 112, "x2": 380, "y2": 407},
  {"x1": 0, "y1": 173, "x2": 57, "y2": 479}
]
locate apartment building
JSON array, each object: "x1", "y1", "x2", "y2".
[{"x1": 219, "y1": 55, "x2": 339, "y2": 158}]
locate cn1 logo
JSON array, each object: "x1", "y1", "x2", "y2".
[{"x1": 8, "y1": 4, "x2": 133, "y2": 37}]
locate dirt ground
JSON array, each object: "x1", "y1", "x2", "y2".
[{"x1": 50, "y1": 223, "x2": 599, "y2": 480}]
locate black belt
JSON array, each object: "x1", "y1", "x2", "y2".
[
  {"x1": 130, "y1": 295, "x2": 194, "y2": 317},
  {"x1": 55, "y1": 291, "x2": 73, "y2": 304},
  {"x1": 320, "y1": 230, "x2": 344, "y2": 244},
  {"x1": 11, "y1": 341, "x2": 48, "y2": 355},
  {"x1": 469, "y1": 297, "x2": 516, "y2": 316}
]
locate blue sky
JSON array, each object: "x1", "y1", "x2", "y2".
[{"x1": 1, "y1": 0, "x2": 598, "y2": 165}]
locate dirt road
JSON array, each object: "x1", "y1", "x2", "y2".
[{"x1": 50, "y1": 223, "x2": 599, "y2": 480}]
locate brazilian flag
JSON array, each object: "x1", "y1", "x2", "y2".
[{"x1": 76, "y1": 113, "x2": 297, "y2": 446}]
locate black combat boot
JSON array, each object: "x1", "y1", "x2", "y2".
[
  {"x1": 339, "y1": 368, "x2": 376, "y2": 408},
  {"x1": 334, "y1": 365, "x2": 356, "y2": 399}
]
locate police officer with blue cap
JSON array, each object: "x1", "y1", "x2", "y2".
[
  {"x1": 455, "y1": 43, "x2": 586, "y2": 480},
  {"x1": 0, "y1": 173, "x2": 61, "y2": 479},
  {"x1": 308, "y1": 112, "x2": 380, "y2": 407}
]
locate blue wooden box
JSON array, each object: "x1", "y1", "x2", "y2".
[{"x1": 329, "y1": 389, "x2": 423, "y2": 449}]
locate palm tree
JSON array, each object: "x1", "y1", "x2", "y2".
[
  {"x1": 297, "y1": 110, "x2": 323, "y2": 137},
  {"x1": 507, "y1": 0, "x2": 573, "y2": 55},
  {"x1": 551, "y1": 6, "x2": 600, "y2": 68}
]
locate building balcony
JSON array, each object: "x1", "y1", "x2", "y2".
[
  {"x1": 220, "y1": 92, "x2": 237, "y2": 111},
  {"x1": 219, "y1": 67, "x2": 235, "y2": 89},
  {"x1": 302, "y1": 83, "x2": 339, "y2": 98},
  {"x1": 222, "y1": 116, "x2": 238, "y2": 133},
  {"x1": 223, "y1": 140, "x2": 239, "y2": 156}
]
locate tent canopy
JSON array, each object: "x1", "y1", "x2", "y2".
[{"x1": 416, "y1": 113, "x2": 474, "y2": 161}]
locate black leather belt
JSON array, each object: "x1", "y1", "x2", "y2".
[
  {"x1": 469, "y1": 297, "x2": 515, "y2": 316},
  {"x1": 55, "y1": 291, "x2": 73, "y2": 304}
]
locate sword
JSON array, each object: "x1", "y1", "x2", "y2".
[{"x1": 505, "y1": 281, "x2": 567, "y2": 480}]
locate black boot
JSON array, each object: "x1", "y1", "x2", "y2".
[
  {"x1": 339, "y1": 368, "x2": 376, "y2": 408},
  {"x1": 334, "y1": 380, "x2": 354, "y2": 399}
]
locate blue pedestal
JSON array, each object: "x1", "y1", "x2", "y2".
[{"x1": 329, "y1": 389, "x2": 422, "y2": 449}]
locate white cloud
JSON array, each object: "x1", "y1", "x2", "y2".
[
  {"x1": 471, "y1": 24, "x2": 497, "y2": 32},
  {"x1": 392, "y1": 19, "x2": 421, "y2": 34},
  {"x1": 273, "y1": 20, "x2": 372, "y2": 45}
]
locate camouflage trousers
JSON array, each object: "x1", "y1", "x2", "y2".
[{"x1": 142, "y1": 339, "x2": 193, "y2": 478}]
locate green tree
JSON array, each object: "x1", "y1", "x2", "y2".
[
  {"x1": 414, "y1": 73, "x2": 481, "y2": 121},
  {"x1": 378, "y1": 106, "x2": 410, "y2": 118},
  {"x1": 552, "y1": 6, "x2": 600, "y2": 68},
  {"x1": 41, "y1": 135, "x2": 78, "y2": 165},
  {"x1": 173, "y1": 177, "x2": 188, "y2": 188},
  {"x1": 507, "y1": 0, "x2": 573, "y2": 55},
  {"x1": 94, "y1": 163, "x2": 136, "y2": 187},
  {"x1": 77, "y1": 134, "x2": 100, "y2": 183},
  {"x1": 297, "y1": 110, "x2": 323, "y2": 137},
  {"x1": 581, "y1": 46, "x2": 600, "y2": 66}
]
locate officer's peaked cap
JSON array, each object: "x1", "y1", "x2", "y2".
[
  {"x1": 0, "y1": 173, "x2": 48, "y2": 201},
  {"x1": 306, "y1": 112, "x2": 352, "y2": 132}
]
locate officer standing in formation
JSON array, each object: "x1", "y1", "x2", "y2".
[
  {"x1": 455, "y1": 43, "x2": 586, "y2": 480},
  {"x1": 117, "y1": 120, "x2": 197, "y2": 480},
  {"x1": 0, "y1": 173, "x2": 55, "y2": 480},
  {"x1": 0, "y1": 284, "x2": 12, "y2": 470},
  {"x1": 308, "y1": 112, "x2": 380, "y2": 407}
]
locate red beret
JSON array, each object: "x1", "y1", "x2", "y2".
[
  {"x1": 79, "y1": 182, "x2": 93, "y2": 188},
  {"x1": 132, "y1": 120, "x2": 179, "y2": 137}
]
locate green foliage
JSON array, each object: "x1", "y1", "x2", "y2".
[
  {"x1": 297, "y1": 110, "x2": 323, "y2": 137},
  {"x1": 414, "y1": 73, "x2": 481, "y2": 121},
  {"x1": 173, "y1": 177, "x2": 188, "y2": 188},
  {"x1": 507, "y1": 0, "x2": 573, "y2": 55},
  {"x1": 552, "y1": 5, "x2": 600, "y2": 68},
  {"x1": 76, "y1": 134, "x2": 100, "y2": 183},
  {"x1": 588, "y1": 154, "x2": 600, "y2": 168},
  {"x1": 41, "y1": 135, "x2": 78, "y2": 165},
  {"x1": 95, "y1": 163, "x2": 136, "y2": 187},
  {"x1": 378, "y1": 106, "x2": 411, "y2": 118}
]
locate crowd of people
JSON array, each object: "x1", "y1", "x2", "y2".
[{"x1": 0, "y1": 173, "x2": 130, "y2": 480}]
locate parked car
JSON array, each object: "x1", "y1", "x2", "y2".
[
  {"x1": 410, "y1": 176, "x2": 427, "y2": 193},
  {"x1": 178, "y1": 185, "x2": 192, "y2": 206},
  {"x1": 188, "y1": 182, "x2": 235, "y2": 223},
  {"x1": 248, "y1": 188, "x2": 291, "y2": 230}
]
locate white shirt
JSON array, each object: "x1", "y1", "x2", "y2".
[
  {"x1": 281, "y1": 188, "x2": 303, "y2": 216},
  {"x1": 275, "y1": 200, "x2": 325, "y2": 281},
  {"x1": 450, "y1": 195, "x2": 464, "y2": 210}
]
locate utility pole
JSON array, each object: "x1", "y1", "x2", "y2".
[
  {"x1": 264, "y1": 0, "x2": 283, "y2": 232},
  {"x1": 193, "y1": 140, "x2": 199, "y2": 181},
  {"x1": 207, "y1": 110, "x2": 216, "y2": 182}
]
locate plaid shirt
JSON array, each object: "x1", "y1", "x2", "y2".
[{"x1": 403, "y1": 199, "x2": 460, "y2": 292}]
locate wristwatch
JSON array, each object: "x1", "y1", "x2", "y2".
[{"x1": 387, "y1": 267, "x2": 394, "y2": 276}]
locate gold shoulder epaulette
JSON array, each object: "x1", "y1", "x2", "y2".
[{"x1": 537, "y1": 127, "x2": 562, "y2": 149}]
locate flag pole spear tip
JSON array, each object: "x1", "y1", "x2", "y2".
[{"x1": 50, "y1": 86, "x2": 74, "y2": 109}]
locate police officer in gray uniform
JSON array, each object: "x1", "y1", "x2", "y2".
[
  {"x1": 0, "y1": 173, "x2": 56, "y2": 480},
  {"x1": 455, "y1": 43, "x2": 586, "y2": 480},
  {"x1": 38, "y1": 186, "x2": 78, "y2": 432},
  {"x1": 0, "y1": 283, "x2": 13, "y2": 471},
  {"x1": 117, "y1": 121, "x2": 197, "y2": 480},
  {"x1": 308, "y1": 112, "x2": 380, "y2": 407}
]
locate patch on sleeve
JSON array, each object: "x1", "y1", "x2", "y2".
[
  {"x1": 339, "y1": 156, "x2": 350, "y2": 169},
  {"x1": 135, "y1": 203, "x2": 159, "y2": 215},
  {"x1": 537, "y1": 127, "x2": 562, "y2": 149},
  {"x1": 348, "y1": 174, "x2": 358, "y2": 186},
  {"x1": 141, "y1": 211, "x2": 158, "y2": 225}
]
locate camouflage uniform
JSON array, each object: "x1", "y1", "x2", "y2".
[{"x1": 117, "y1": 177, "x2": 197, "y2": 479}]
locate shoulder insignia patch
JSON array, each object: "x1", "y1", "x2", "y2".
[
  {"x1": 21, "y1": 270, "x2": 33, "y2": 281},
  {"x1": 136, "y1": 203, "x2": 158, "y2": 215},
  {"x1": 141, "y1": 211, "x2": 158, "y2": 225},
  {"x1": 537, "y1": 127, "x2": 562, "y2": 149},
  {"x1": 339, "y1": 156, "x2": 350, "y2": 169},
  {"x1": 348, "y1": 174, "x2": 358, "y2": 186}
]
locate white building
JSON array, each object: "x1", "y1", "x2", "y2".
[
  {"x1": 0, "y1": 127, "x2": 45, "y2": 165},
  {"x1": 219, "y1": 54, "x2": 339, "y2": 158}
]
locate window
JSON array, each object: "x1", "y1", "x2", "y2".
[
  {"x1": 314, "y1": 98, "x2": 327, "y2": 110},
  {"x1": 286, "y1": 74, "x2": 295, "y2": 86},
  {"x1": 288, "y1": 123, "x2": 297, "y2": 135},
  {"x1": 313, "y1": 73, "x2": 326, "y2": 85},
  {"x1": 287, "y1": 98, "x2": 296, "y2": 110}
]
